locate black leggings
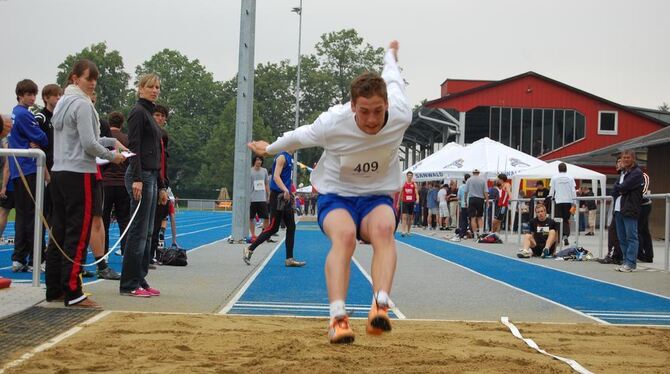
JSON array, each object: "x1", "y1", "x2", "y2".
[{"x1": 249, "y1": 190, "x2": 296, "y2": 259}]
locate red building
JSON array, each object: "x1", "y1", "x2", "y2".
[{"x1": 416, "y1": 72, "x2": 669, "y2": 175}]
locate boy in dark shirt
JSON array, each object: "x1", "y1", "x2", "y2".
[{"x1": 518, "y1": 204, "x2": 558, "y2": 258}]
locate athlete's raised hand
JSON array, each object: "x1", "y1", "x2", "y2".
[
  {"x1": 247, "y1": 140, "x2": 270, "y2": 157},
  {"x1": 389, "y1": 40, "x2": 399, "y2": 61}
]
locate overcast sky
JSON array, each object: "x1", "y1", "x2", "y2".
[{"x1": 1, "y1": 0, "x2": 668, "y2": 114}]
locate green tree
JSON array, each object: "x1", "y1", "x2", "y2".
[
  {"x1": 56, "y1": 42, "x2": 131, "y2": 116},
  {"x1": 195, "y1": 99, "x2": 274, "y2": 194},
  {"x1": 133, "y1": 49, "x2": 233, "y2": 195},
  {"x1": 314, "y1": 29, "x2": 385, "y2": 103}
]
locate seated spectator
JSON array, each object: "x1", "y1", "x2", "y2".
[{"x1": 517, "y1": 204, "x2": 558, "y2": 259}]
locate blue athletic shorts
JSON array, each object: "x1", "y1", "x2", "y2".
[{"x1": 317, "y1": 194, "x2": 398, "y2": 240}]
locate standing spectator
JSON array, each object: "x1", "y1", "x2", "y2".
[
  {"x1": 249, "y1": 155, "x2": 270, "y2": 241},
  {"x1": 82, "y1": 91, "x2": 120, "y2": 280},
  {"x1": 399, "y1": 171, "x2": 418, "y2": 236},
  {"x1": 34, "y1": 84, "x2": 62, "y2": 173},
  {"x1": 529, "y1": 180, "x2": 550, "y2": 217},
  {"x1": 102, "y1": 112, "x2": 130, "y2": 256},
  {"x1": 465, "y1": 169, "x2": 488, "y2": 239},
  {"x1": 549, "y1": 162, "x2": 577, "y2": 246},
  {"x1": 120, "y1": 73, "x2": 166, "y2": 298},
  {"x1": 598, "y1": 158, "x2": 624, "y2": 265},
  {"x1": 450, "y1": 174, "x2": 470, "y2": 242},
  {"x1": 9, "y1": 79, "x2": 48, "y2": 272},
  {"x1": 486, "y1": 181, "x2": 499, "y2": 232},
  {"x1": 418, "y1": 182, "x2": 428, "y2": 228},
  {"x1": 244, "y1": 150, "x2": 305, "y2": 267},
  {"x1": 611, "y1": 150, "x2": 644, "y2": 272},
  {"x1": 447, "y1": 180, "x2": 458, "y2": 229},
  {"x1": 426, "y1": 182, "x2": 439, "y2": 230},
  {"x1": 637, "y1": 171, "x2": 653, "y2": 262},
  {"x1": 437, "y1": 183, "x2": 448, "y2": 230},
  {"x1": 47, "y1": 59, "x2": 126, "y2": 306},
  {"x1": 35, "y1": 84, "x2": 62, "y2": 253},
  {"x1": 149, "y1": 104, "x2": 175, "y2": 266},
  {"x1": 492, "y1": 174, "x2": 511, "y2": 234},
  {"x1": 580, "y1": 186, "x2": 597, "y2": 236}
]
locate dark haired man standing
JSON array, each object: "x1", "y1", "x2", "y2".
[
  {"x1": 10, "y1": 79, "x2": 48, "y2": 272},
  {"x1": 612, "y1": 150, "x2": 644, "y2": 272}
]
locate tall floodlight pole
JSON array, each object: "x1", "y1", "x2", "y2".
[
  {"x1": 231, "y1": 0, "x2": 256, "y2": 242},
  {"x1": 291, "y1": 1, "x2": 302, "y2": 188}
]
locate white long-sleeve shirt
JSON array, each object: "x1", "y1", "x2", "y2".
[
  {"x1": 549, "y1": 173, "x2": 577, "y2": 204},
  {"x1": 266, "y1": 49, "x2": 412, "y2": 196}
]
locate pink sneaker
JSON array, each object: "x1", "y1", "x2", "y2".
[
  {"x1": 144, "y1": 287, "x2": 161, "y2": 296},
  {"x1": 121, "y1": 288, "x2": 152, "y2": 297}
]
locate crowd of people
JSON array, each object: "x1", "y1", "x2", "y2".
[
  {"x1": 2, "y1": 60, "x2": 182, "y2": 306},
  {"x1": 397, "y1": 158, "x2": 653, "y2": 273}
]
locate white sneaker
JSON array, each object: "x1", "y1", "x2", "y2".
[
  {"x1": 12, "y1": 261, "x2": 28, "y2": 272},
  {"x1": 517, "y1": 248, "x2": 531, "y2": 259},
  {"x1": 449, "y1": 236, "x2": 461, "y2": 242}
]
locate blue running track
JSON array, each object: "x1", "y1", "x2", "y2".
[
  {"x1": 0, "y1": 211, "x2": 232, "y2": 283},
  {"x1": 398, "y1": 234, "x2": 670, "y2": 326},
  {"x1": 228, "y1": 222, "x2": 396, "y2": 318}
]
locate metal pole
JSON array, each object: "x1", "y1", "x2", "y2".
[
  {"x1": 32, "y1": 151, "x2": 46, "y2": 287},
  {"x1": 231, "y1": 0, "x2": 256, "y2": 242},
  {"x1": 598, "y1": 197, "x2": 606, "y2": 259},
  {"x1": 665, "y1": 196, "x2": 669, "y2": 271},
  {"x1": 291, "y1": 1, "x2": 303, "y2": 189},
  {"x1": 574, "y1": 198, "x2": 580, "y2": 248},
  {"x1": 517, "y1": 203, "x2": 522, "y2": 245}
]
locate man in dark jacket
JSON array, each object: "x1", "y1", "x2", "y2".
[{"x1": 611, "y1": 150, "x2": 644, "y2": 272}]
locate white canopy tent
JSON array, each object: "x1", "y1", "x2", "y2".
[
  {"x1": 409, "y1": 137, "x2": 546, "y2": 181},
  {"x1": 404, "y1": 142, "x2": 463, "y2": 181},
  {"x1": 510, "y1": 161, "x2": 607, "y2": 202}
]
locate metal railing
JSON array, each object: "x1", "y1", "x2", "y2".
[
  {"x1": 648, "y1": 193, "x2": 670, "y2": 271},
  {"x1": 0, "y1": 148, "x2": 46, "y2": 287}
]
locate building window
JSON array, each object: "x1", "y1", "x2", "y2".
[
  {"x1": 485, "y1": 107, "x2": 586, "y2": 156},
  {"x1": 598, "y1": 111, "x2": 618, "y2": 135}
]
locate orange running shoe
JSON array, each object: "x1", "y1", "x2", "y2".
[
  {"x1": 328, "y1": 315, "x2": 355, "y2": 344},
  {"x1": 366, "y1": 301, "x2": 392, "y2": 335}
]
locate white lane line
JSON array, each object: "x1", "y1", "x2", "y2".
[
  {"x1": 587, "y1": 314, "x2": 670, "y2": 319},
  {"x1": 218, "y1": 239, "x2": 286, "y2": 315},
  {"x1": 0, "y1": 310, "x2": 112, "y2": 374},
  {"x1": 412, "y1": 232, "x2": 670, "y2": 301},
  {"x1": 237, "y1": 301, "x2": 370, "y2": 308},
  {"x1": 582, "y1": 310, "x2": 670, "y2": 315},
  {"x1": 400, "y1": 240, "x2": 606, "y2": 324},
  {"x1": 175, "y1": 224, "x2": 230, "y2": 237},
  {"x1": 351, "y1": 256, "x2": 406, "y2": 319},
  {"x1": 501, "y1": 316, "x2": 594, "y2": 374},
  {"x1": 233, "y1": 303, "x2": 370, "y2": 311}
]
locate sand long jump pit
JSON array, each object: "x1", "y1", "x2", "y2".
[{"x1": 2, "y1": 312, "x2": 669, "y2": 373}]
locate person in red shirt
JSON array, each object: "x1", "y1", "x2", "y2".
[
  {"x1": 492, "y1": 173, "x2": 511, "y2": 233},
  {"x1": 398, "y1": 171, "x2": 418, "y2": 236}
]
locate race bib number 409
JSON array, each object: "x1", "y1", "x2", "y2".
[{"x1": 339, "y1": 146, "x2": 395, "y2": 184}]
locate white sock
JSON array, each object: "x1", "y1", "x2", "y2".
[
  {"x1": 329, "y1": 300, "x2": 346, "y2": 320},
  {"x1": 374, "y1": 290, "x2": 390, "y2": 307}
]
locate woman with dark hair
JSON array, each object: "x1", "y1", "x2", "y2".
[
  {"x1": 120, "y1": 73, "x2": 167, "y2": 298},
  {"x1": 47, "y1": 59, "x2": 127, "y2": 307}
]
